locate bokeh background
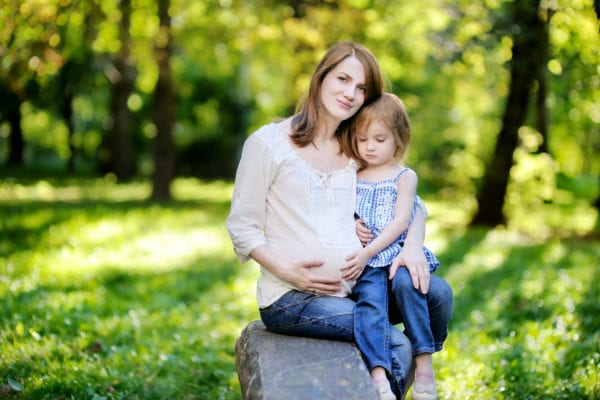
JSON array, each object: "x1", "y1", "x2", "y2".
[{"x1": 1, "y1": 0, "x2": 599, "y2": 399}]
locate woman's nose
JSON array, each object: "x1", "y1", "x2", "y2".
[{"x1": 344, "y1": 85, "x2": 355, "y2": 99}]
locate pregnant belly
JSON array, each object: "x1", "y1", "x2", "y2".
[{"x1": 276, "y1": 244, "x2": 360, "y2": 295}]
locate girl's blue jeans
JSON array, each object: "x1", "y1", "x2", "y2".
[
  {"x1": 354, "y1": 266, "x2": 443, "y2": 378},
  {"x1": 259, "y1": 273, "x2": 453, "y2": 396}
]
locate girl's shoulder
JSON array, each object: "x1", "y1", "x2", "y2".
[
  {"x1": 358, "y1": 164, "x2": 411, "y2": 182},
  {"x1": 395, "y1": 166, "x2": 417, "y2": 180}
]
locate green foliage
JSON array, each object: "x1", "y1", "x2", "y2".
[
  {"x1": 1, "y1": 177, "x2": 599, "y2": 399},
  {"x1": 2, "y1": 0, "x2": 598, "y2": 190}
]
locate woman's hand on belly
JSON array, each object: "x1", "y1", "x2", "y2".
[{"x1": 282, "y1": 258, "x2": 343, "y2": 295}]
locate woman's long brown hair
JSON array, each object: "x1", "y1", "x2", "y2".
[{"x1": 290, "y1": 41, "x2": 384, "y2": 151}]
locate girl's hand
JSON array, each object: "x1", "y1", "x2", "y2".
[
  {"x1": 341, "y1": 250, "x2": 369, "y2": 281},
  {"x1": 389, "y1": 248, "x2": 430, "y2": 294},
  {"x1": 355, "y1": 218, "x2": 373, "y2": 247}
]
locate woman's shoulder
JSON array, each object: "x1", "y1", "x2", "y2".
[
  {"x1": 250, "y1": 118, "x2": 292, "y2": 143},
  {"x1": 244, "y1": 118, "x2": 294, "y2": 162}
]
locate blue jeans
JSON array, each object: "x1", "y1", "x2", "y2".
[
  {"x1": 259, "y1": 275, "x2": 453, "y2": 396},
  {"x1": 354, "y1": 266, "x2": 441, "y2": 377},
  {"x1": 391, "y1": 267, "x2": 447, "y2": 354},
  {"x1": 353, "y1": 266, "x2": 394, "y2": 373}
]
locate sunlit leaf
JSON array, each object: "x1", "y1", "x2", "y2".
[{"x1": 7, "y1": 378, "x2": 24, "y2": 392}]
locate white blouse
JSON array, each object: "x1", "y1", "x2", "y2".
[{"x1": 226, "y1": 122, "x2": 363, "y2": 308}]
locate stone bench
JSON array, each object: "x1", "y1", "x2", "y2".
[{"x1": 235, "y1": 320, "x2": 381, "y2": 399}]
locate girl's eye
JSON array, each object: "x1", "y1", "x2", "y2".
[{"x1": 377, "y1": 139, "x2": 385, "y2": 143}]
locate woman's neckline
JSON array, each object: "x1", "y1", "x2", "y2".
[{"x1": 275, "y1": 120, "x2": 355, "y2": 176}]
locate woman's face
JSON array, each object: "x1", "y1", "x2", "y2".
[{"x1": 319, "y1": 56, "x2": 366, "y2": 125}]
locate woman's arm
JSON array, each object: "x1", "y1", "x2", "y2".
[
  {"x1": 390, "y1": 204, "x2": 431, "y2": 294},
  {"x1": 227, "y1": 129, "x2": 342, "y2": 295},
  {"x1": 226, "y1": 133, "x2": 272, "y2": 263}
]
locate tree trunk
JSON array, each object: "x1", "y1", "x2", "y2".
[
  {"x1": 535, "y1": 68, "x2": 549, "y2": 154},
  {"x1": 470, "y1": 0, "x2": 547, "y2": 226},
  {"x1": 535, "y1": 8, "x2": 552, "y2": 154},
  {"x1": 6, "y1": 87, "x2": 24, "y2": 166},
  {"x1": 151, "y1": 0, "x2": 175, "y2": 201},
  {"x1": 593, "y1": 0, "x2": 600, "y2": 236},
  {"x1": 107, "y1": 0, "x2": 134, "y2": 180},
  {"x1": 60, "y1": 84, "x2": 76, "y2": 173}
]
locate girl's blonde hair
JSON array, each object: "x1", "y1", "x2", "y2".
[
  {"x1": 291, "y1": 41, "x2": 384, "y2": 147},
  {"x1": 345, "y1": 93, "x2": 411, "y2": 168}
]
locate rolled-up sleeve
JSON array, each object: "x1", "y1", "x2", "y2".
[{"x1": 226, "y1": 131, "x2": 276, "y2": 263}]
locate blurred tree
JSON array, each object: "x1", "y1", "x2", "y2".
[
  {"x1": 0, "y1": 0, "x2": 56, "y2": 166},
  {"x1": 534, "y1": 7, "x2": 551, "y2": 155},
  {"x1": 592, "y1": 1, "x2": 599, "y2": 233},
  {"x1": 0, "y1": 78, "x2": 26, "y2": 166},
  {"x1": 0, "y1": 0, "x2": 597, "y2": 236},
  {"x1": 151, "y1": 0, "x2": 174, "y2": 200},
  {"x1": 50, "y1": 1, "x2": 101, "y2": 172},
  {"x1": 471, "y1": 0, "x2": 550, "y2": 226},
  {"x1": 106, "y1": 0, "x2": 135, "y2": 180}
]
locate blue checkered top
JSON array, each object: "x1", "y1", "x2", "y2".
[{"x1": 355, "y1": 168, "x2": 439, "y2": 272}]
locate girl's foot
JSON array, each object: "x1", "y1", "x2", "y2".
[
  {"x1": 373, "y1": 377, "x2": 396, "y2": 400},
  {"x1": 411, "y1": 371, "x2": 437, "y2": 400}
]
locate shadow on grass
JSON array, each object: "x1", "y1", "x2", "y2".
[
  {"x1": 2, "y1": 251, "x2": 247, "y2": 399},
  {"x1": 0, "y1": 197, "x2": 230, "y2": 258},
  {"x1": 436, "y1": 230, "x2": 600, "y2": 399}
]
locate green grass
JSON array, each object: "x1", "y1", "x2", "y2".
[
  {"x1": 1, "y1": 176, "x2": 599, "y2": 399},
  {"x1": 1, "y1": 177, "x2": 260, "y2": 399}
]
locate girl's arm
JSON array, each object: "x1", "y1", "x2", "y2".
[
  {"x1": 342, "y1": 169, "x2": 417, "y2": 280},
  {"x1": 362, "y1": 169, "x2": 417, "y2": 258}
]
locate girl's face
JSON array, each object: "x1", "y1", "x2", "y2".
[
  {"x1": 356, "y1": 121, "x2": 398, "y2": 168},
  {"x1": 319, "y1": 56, "x2": 366, "y2": 125}
]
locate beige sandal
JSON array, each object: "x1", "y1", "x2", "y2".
[
  {"x1": 411, "y1": 381, "x2": 437, "y2": 400},
  {"x1": 374, "y1": 378, "x2": 396, "y2": 400}
]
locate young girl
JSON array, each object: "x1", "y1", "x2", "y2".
[{"x1": 343, "y1": 93, "x2": 443, "y2": 400}]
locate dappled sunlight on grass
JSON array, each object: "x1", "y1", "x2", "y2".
[
  {"x1": 1, "y1": 177, "x2": 598, "y2": 399},
  {"x1": 171, "y1": 178, "x2": 233, "y2": 203},
  {"x1": 419, "y1": 194, "x2": 600, "y2": 399},
  {"x1": 433, "y1": 228, "x2": 600, "y2": 398},
  {"x1": 1, "y1": 177, "x2": 253, "y2": 399},
  {"x1": 507, "y1": 200, "x2": 597, "y2": 238},
  {"x1": 0, "y1": 176, "x2": 152, "y2": 202}
]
